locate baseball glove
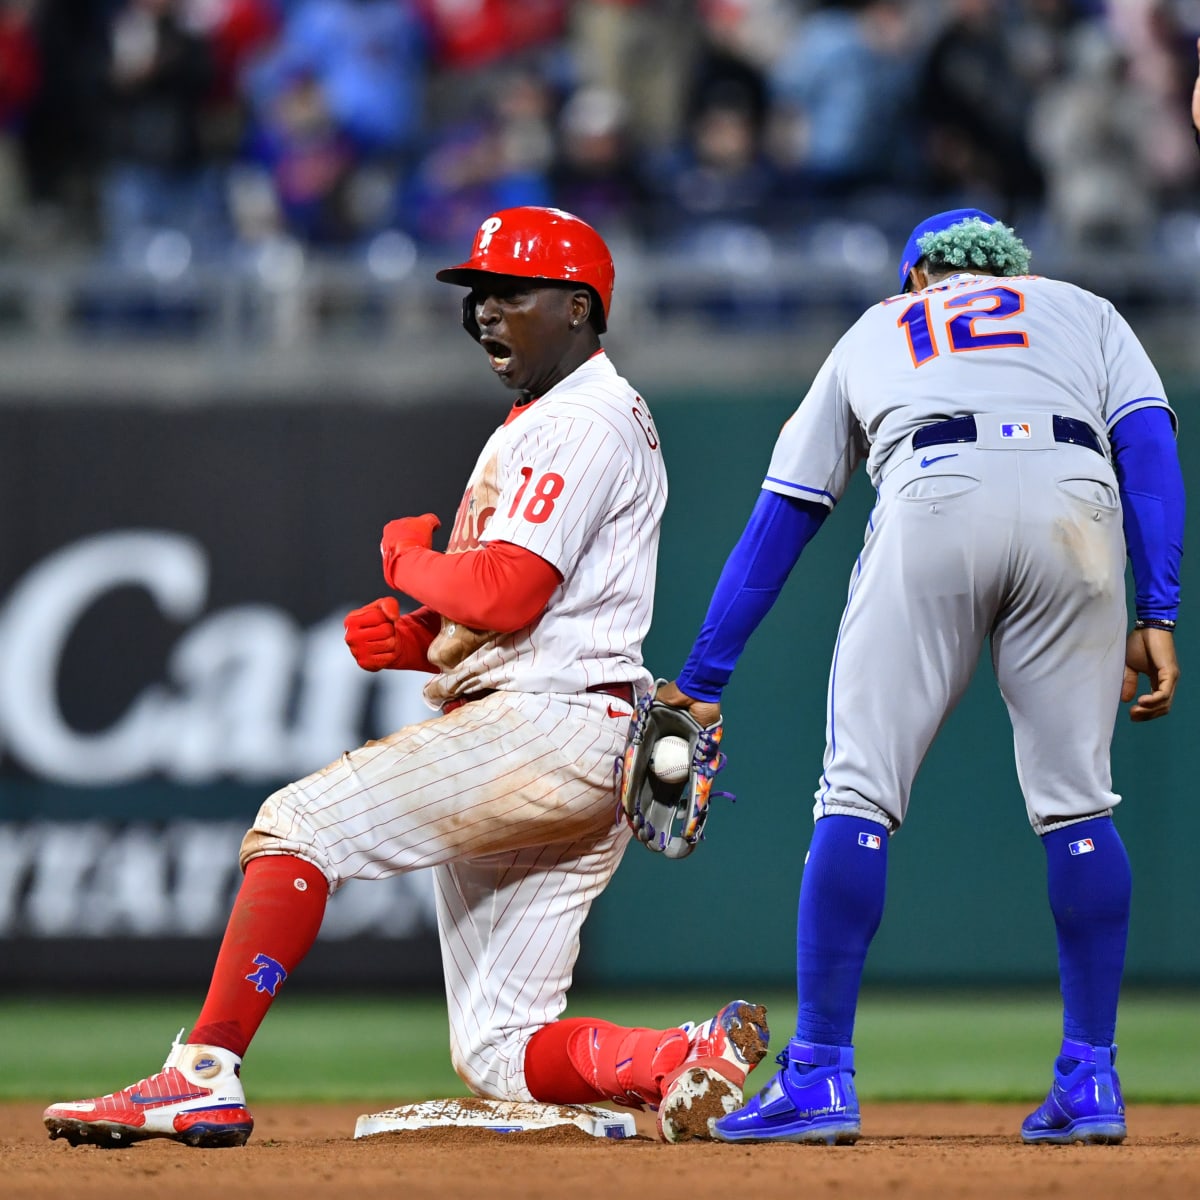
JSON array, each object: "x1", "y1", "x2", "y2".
[{"x1": 616, "y1": 681, "x2": 727, "y2": 859}]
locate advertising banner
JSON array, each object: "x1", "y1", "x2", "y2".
[
  {"x1": 3, "y1": 386, "x2": 1197, "y2": 989},
  {"x1": 0, "y1": 397, "x2": 502, "y2": 989}
]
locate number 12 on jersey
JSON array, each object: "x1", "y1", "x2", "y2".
[{"x1": 898, "y1": 285, "x2": 1029, "y2": 368}]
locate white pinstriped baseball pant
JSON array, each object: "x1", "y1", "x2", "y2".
[{"x1": 240, "y1": 689, "x2": 632, "y2": 1098}]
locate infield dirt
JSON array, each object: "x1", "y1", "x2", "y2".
[{"x1": 5, "y1": 1100, "x2": 1199, "y2": 1199}]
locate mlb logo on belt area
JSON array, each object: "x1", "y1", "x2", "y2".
[
  {"x1": 1068, "y1": 838, "x2": 1096, "y2": 856},
  {"x1": 1001, "y1": 423, "x2": 1032, "y2": 439}
]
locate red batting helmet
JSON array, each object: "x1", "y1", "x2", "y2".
[{"x1": 437, "y1": 206, "x2": 615, "y2": 334}]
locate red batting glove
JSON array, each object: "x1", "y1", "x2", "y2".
[
  {"x1": 344, "y1": 597, "x2": 407, "y2": 671},
  {"x1": 381, "y1": 512, "x2": 440, "y2": 587}
]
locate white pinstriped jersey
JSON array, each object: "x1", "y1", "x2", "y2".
[
  {"x1": 248, "y1": 359, "x2": 660, "y2": 1102},
  {"x1": 764, "y1": 272, "x2": 1172, "y2": 505},
  {"x1": 423, "y1": 350, "x2": 666, "y2": 707}
]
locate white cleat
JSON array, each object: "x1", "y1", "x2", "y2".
[
  {"x1": 657, "y1": 1000, "x2": 770, "y2": 1143},
  {"x1": 44, "y1": 1030, "x2": 253, "y2": 1149}
]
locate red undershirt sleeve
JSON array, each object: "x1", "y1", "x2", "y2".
[{"x1": 384, "y1": 541, "x2": 562, "y2": 634}]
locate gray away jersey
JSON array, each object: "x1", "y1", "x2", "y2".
[{"x1": 765, "y1": 272, "x2": 1171, "y2": 505}]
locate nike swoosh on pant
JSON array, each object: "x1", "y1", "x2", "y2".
[{"x1": 919, "y1": 453, "x2": 959, "y2": 468}]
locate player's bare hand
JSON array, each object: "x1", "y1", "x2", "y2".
[
  {"x1": 1192, "y1": 36, "x2": 1200, "y2": 132},
  {"x1": 344, "y1": 596, "x2": 403, "y2": 671},
  {"x1": 1121, "y1": 626, "x2": 1179, "y2": 721},
  {"x1": 655, "y1": 679, "x2": 721, "y2": 729}
]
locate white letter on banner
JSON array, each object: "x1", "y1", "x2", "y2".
[
  {"x1": 163, "y1": 604, "x2": 299, "y2": 782},
  {"x1": 0, "y1": 531, "x2": 207, "y2": 784}
]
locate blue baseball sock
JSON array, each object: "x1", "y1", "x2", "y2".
[
  {"x1": 1042, "y1": 816, "x2": 1130, "y2": 1052},
  {"x1": 794, "y1": 814, "x2": 889, "y2": 1048}
]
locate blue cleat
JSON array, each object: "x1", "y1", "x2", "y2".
[
  {"x1": 1021, "y1": 1038, "x2": 1126, "y2": 1145},
  {"x1": 709, "y1": 1038, "x2": 860, "y2": 1144}
]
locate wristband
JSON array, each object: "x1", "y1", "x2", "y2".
[{"x1": 1134, "y1": 618, "x2": 1176, "y2": 631}]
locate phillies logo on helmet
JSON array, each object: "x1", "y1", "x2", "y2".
[{"x1": 477, "y1": 216, "x2": 503, "y2": 251}]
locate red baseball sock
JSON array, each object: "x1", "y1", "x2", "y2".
[
  {"x1": 188, "y1": 855, "x2": 328, "y2": 1058},
  {"x1": 524, "y1": 1019, "x2": 689, "y2": 1107}
]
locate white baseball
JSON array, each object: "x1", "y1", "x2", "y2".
[{"x1": 650, "y1": 736, "x2": 691, "y2": 785}]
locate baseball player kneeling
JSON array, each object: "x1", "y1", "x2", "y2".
[
  {"x1": 43, "y1": 207, "x2": 769, "y2": 1149},
  {"x1": 653, "y1": 209, "x2": 1183, "y2": 1146}
]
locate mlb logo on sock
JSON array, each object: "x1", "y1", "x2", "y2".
[
  {"x1": 1068, "y1": 838, "x2": 1095, "y2": 856},
  {"x1": 1001, "y1": 423, "x2": 1032, "y2": 439},
  {"x1": 858, "y1": 832, "x2": 882, "y2": 850}
]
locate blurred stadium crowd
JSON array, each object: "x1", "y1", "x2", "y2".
[{"x1": 5, "y1": 0, "x2": 1200, "y2": 279}]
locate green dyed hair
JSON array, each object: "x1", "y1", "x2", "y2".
[{"x1": 916, "y1": 218, "x2": 1032, "y2": 279}]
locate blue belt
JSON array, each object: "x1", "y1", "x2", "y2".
[{"x1": 912, "y1": 415, "x2": 1103, "y2": 457}]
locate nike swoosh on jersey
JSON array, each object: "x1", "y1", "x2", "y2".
[
  {"x1": 607, "y1": 704, "x2": 631, "y2": 719},
  {"x1": 919, "y1": 453, "x2": 959, "y2": 468}
]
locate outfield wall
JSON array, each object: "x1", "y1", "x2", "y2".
[{"x1": 0, "y1": 382, "x2": 1195, "y2": 990}]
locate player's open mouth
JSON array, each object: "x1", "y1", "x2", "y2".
[{"x1": 481, "y1": 338, "x2": 512, "y2": 371}]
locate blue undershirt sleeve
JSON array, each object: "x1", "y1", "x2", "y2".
[
  {"x1": 675, "y1": 489, "x2": 830, "y2": 702},
  {"x1": 1109, "y1": 406, "x2": 1184, "y2": 624}
]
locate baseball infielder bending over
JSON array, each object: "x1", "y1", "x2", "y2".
[
  {"x1": 44, "y1": 207, "x2": 768, "y2": 1148},
  {"x1": 655, "y1": 209, "x2": 1183, "y2": 1145}
]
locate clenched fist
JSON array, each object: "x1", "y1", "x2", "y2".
[
  {"x1": 381, "y1": 513, "x2": 441, "y2": 587},
  {"x1": 381, "y1": 513, "x2": 440, "y2": 555},
  {"x1": 344, "y1": 597, "x2": 406, "y2": 671}
]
